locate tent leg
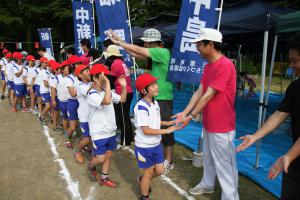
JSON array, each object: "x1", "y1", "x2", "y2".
[{"x1": 255, "y1": 30, "x2": 269, "y2": 169}]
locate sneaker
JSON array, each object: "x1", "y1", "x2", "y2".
[
  {"x1": 140, "y1": 195, "x2": 151, "y2": 200},
  {"x1": 74, "y1": 151, "x2": 84, "y2": 164},
  {"x1": 188, "y1": 184, "x2": 214, "y2": 195},
  {"x1": 64, "y1": 139, "x2": 73, "y2": 149},
  {"x1": 87, "y1": 164, "x2": 97, "y2": 182},
  {"x1": 163, "y1": 160, "x2": 175, "y2": 174},
  {"x1": 33, "y1": 109, "x2": 39, "y2": 115},
  {"x1": 11, "y1": 108, "x2": 17, "y2": 113},
  {"x1": 22, "y1": 107, "x2": 31, "y2": 113},
  {"x1": 99, "y1": 178, "x2": 117, "y2": 188},
  {"x1": 39, "y1": 116, "x2": 47, "y2": 125}
]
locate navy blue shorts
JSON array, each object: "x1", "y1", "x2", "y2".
[
  {"x1": 7, "y1": 81, "x2": 14, "y2": 90},
  {"x1": 34, "y1": 85, "x2": 41, "y2": 97},
  {"x1": 14, "y1": 84, "x2": 27, "y2": 97},
  {"x1": 1, "y1": 71, "x2": 5, "y2": 80},
  {"x1": 51, "y1": 96, "x2": 59, "y2": 111},
  {"x1": 59, "y1": 101, "x2": 68, "y2": 120},
  {"x1": 92, "y1": 136, "x2": 117, "y2": 155},
  {"x1": 41, "y1": 92, "x2": 51, "y2": 103},
  {"x1": 80, "y1": 122, "x2": 90, "y2": 137},
  {"x1": 67, "y1": 99, "x2": 79, "y2": 121},
  {"x1": 134, "y1": 144, "x2": 164, "y2": 169}
]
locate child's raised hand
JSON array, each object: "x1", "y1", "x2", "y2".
[
  {"x1": 165, "y1": 125, "x2": 180, "y2": 134},
  {"x1": 117, "y1": 76, "x2": 127, "y2": 88}
]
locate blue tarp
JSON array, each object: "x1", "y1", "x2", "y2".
[{"x1": 131, "y1": 86, "x2": 292, "y2": 198}]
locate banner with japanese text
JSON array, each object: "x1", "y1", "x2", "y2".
[
  {"x1": 38, "y1": 28, "x2": 54, "y2": 57},
  {"x1": 95, "y1": 0, "x2": 133, "y2": 67},
  {"x1": 167, "y1": 0, "x2": 219, "y2": 84},
  {"x1": 72, "y1": 0, "x2": 95, "y2": 55}
]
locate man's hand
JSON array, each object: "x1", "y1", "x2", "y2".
[
  {"x1": 268, "y1": 155, "x2": 291, "y2": 179},
  {"x1": 235, "y1": 135, "x2": 257, "y2": 152},
  {"x1": 105, "y1": 29, "x2": 123, "y2": 45},
  {"x1": 179, "y1": 116, "x2": 192, "y2": 129},
  {"x1": 171, "y1": 112, "x2": 186, "y2": 125}
]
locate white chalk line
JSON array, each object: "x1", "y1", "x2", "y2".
[
  {"x1": 123, "y1": 148, "x2": 195, "y2": 200},
  {"x1": 42, "y1": 125, "x2": 82, "y2": 200}
]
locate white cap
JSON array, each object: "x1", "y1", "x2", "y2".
[{"x1": 191, "y1": 28, "x2": 222, "y2": 43}]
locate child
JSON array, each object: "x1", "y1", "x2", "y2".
[
  {"x1": 3, "y1": 53, "x2": 14, "y2": 104},
  {"x1": 57, "y1": 61, "x2": 70, "y2": 136},
  {"x1": 49, "y1": 61, "x2": 60, "y2": 131},
  {"x1": 24, "y1": 55, "x2": 36, "y2": 112},
  {"x1": 39, "y1": 57, "x2": 51, "y2": 124},
  {"x1": 0, "y1": 49, "x2": 9, "y2": 99},
  {"x1": 87, "y1": 64, "x2": 127, "y2": 188},
  {"x1": 243, "y1": 72, "x2": 257, "y2": 98},
  {"x1": 32, "y1": 60, "x2": 43, "y2": 116},
  {"x1": 134, "y1": 74, "x2": 178, "y2": 200},
  {"x1": 74, "y1": 64, "x2": 91, "y2": 164},
  {"x1": 65, "y1": 55, "x2": 82, "y2": 148},
  {"x1": 11, "y1": 52, "x2": 29, "y2": 112}
]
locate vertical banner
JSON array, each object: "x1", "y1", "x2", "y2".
[
  {"x1": 95, "y1": 0, "x2": 133, "y2": 67},
  {"x1": 72, "y1": 0, "x2": 96, "y2": 55},
  {"x1": 167, "y1": 0, "x2": 219, "y2": 84},
  {"x1": 38, "y1": 28, "x2": 54, "y2": 57}
]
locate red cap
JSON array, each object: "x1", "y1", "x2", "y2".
[
  {"x1": 13, "y1": 52, "x2": 23, "y2": 59},
  {"x1": 2, "y1": 49, "x2": 9, "y2": 54},
  {"x1": 60, "y1": 60, "x2": 69, "y2": 68},
  {"x1": 40, "y1": 57, "x2": 48, "y2": 63},
  {"x1": 75, "y1": 64, "x2": 89, "y2": 76},
  {"x1": 67, "y1": 55, "x2": 81, "y2": 65},
  {"x1": 135, "y1": 74, "x2": 158, "y2": 92},
  {"x1": 26, "y1": 55, "x2": 35, "y2": 61},
  {"x1": 5, "y1": 53, "x2": 12, "y2": 58},
  {"x1": 51, "y1": 62, "x2": 60, "y2": 72},
  {"x1": 48, "y1": 60, "x2": 56, "y2": 67},
  {"x1": 90, "y1": 64, "x2": 110, "y2": 75}
]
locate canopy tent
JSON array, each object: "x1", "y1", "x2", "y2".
[{"x1": 276, "y1": 11, "x2": 300, "y2": 33}]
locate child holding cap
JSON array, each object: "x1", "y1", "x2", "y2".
[
  {"x1": 86, "y1": 64, "x2": 127, "y2": 188},
  {"x1": 134, "y1": 74, "x2": 179, "y2": 200}
]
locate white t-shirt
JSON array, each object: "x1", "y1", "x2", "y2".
[
  {"x1": 134, "y1": 99, "x2": 161, "y2": 148},
  {"x1": 0, "y1": 58, "x2": 8, "y2": 69},
  {"x1": 26, "y1": 66, "x2": 36, "y2": 85},
  {"x1": 1, "y1": 59, "x2": 8, "y2": 81},
  {"x1": 5, "y1": 62, "x2": 14, "y2": 81},
  {"x1": 66, "y1": 74, "x2": 79, "y2": 100},
  {"x1": 57, "y1": 74, "x2": 69, "y2": 102},
  {"x1": 87, "y1": 88, "x2": 121, "y2": 141},
  {"x1": 33, "y1": 67, "x2": 42, "y2": 85},
  {"x1": 13, "y1": 63, "x2": 25, "y2": 85},
  {"x1": 49, "y1": 74, "x2": 58, "y2": 96},
  {"x1": 77, "y1": 81, "x2": 92, "y2": 122},
  {"x1": 39, "y1": 69, "x2": 50, "y2": 94}
]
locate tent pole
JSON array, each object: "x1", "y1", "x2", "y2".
[
  {"x1": 216, "y1": 0, "x2": 224, "y2": 30},
  {"x1": 255, "y1": 30, "x2": 269, "y2": 169},
  {"x1": 262, "y1": 35, "x2": 278, "y2": 123}
]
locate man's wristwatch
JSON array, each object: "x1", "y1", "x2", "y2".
[{"x1": 189, "y1": 113, "x2": 196, "y2": 120}]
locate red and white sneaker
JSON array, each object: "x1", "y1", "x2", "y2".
[
  {"x1": 64, "y1": 139, "x2": 73, "y2": 149},
  {"x1": 22, "y1": 107, "x2": 31, "y2": 113},
  {"x1": 99, "y1": 178, "x2": 117, "y2": 188}
]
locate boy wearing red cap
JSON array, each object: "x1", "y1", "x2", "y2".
[
  {"x1": 73, "y1": 64, "x2": 92, "y2": 164},
  {"x1": 49, "y1": 61, "x2": 60, "y2": 130},
  {"x1": 86, "y1": 64, "x2": 127, "y2": 188},
  {"x1": 133, "y1": 74, "x2": 178, "y2": 200},
  {"x1": 39, "y1": 57, "x2": 51, "y2": 124},
  {"x1": 64, "y1": 55, "x2": 82, "y2": 148},
  {"x1": 11, "y1": 52, "x2": 29, "y2": 112},
  {"x1": 0, "y1": 49, "x2": 10, "y2": 99},
  {"x1": 57, "y1": 61, "x2": 71, "y2": 136},
  {"x1": 3, "y1": 53, "x2": 14, "y2": 104},
  {"x1": 24, "y1": 55, "x2": 36, "y2": 112}
]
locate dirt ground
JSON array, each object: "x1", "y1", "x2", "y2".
[{"x1": 0, "y1": 97, "x2": 185, "y2": 200}]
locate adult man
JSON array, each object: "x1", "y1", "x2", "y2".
[
  {"x1": 173, "y1": 28, "x2": 239, "y2": 200},
  {"x1": 236, "y1": 34, "x2": 300, "y2": 200},
  {"x1": 106, "y1": 28, "x2": 175, "y2": 173},
  {"x1": 80, "y1": 38, "x2": 91, "y2": 65},
  {"x1": 37, "y1": 46, "x2": 55, "y2": 61}
]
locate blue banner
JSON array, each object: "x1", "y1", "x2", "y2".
[
  {"x1": 95, "y1": 0, "x2": 133, "y2": 67},
  {"x1": 72, "y1": 0, "x2": 95, "y2": 55},
  {"x1": 167, "y1": 0, "x2": 219, "y2": 84},
  {"x1": 38, "y1": 28, "x2": 54, "y2": 57}
]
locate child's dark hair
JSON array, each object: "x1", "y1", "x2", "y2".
[
  {"x1": 80, "y1": 38, "x2": 91, "y2": 49},
  {"x1": 37, "y1": 46, "x2": 46, "y2": 52}
]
